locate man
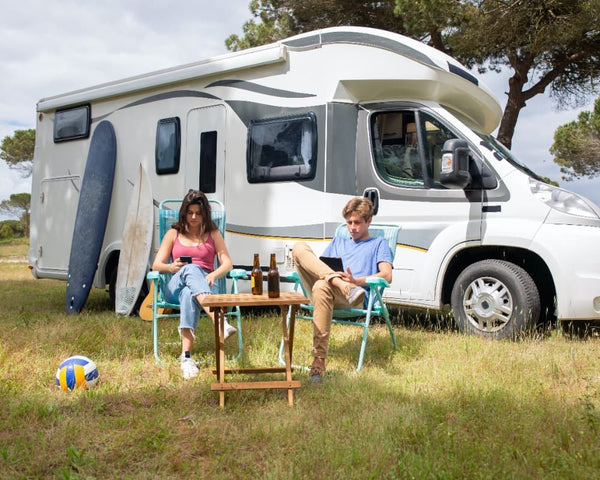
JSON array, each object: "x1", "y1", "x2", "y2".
[{"x1": 292, "y1": 197, "x2": 393, "y2": 383}]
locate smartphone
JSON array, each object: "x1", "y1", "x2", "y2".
[{"x1": 180, "y1": 256, "x2": 193, "y2": 264}]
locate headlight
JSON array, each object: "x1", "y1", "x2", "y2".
[{"x1": 530, "y1": 178, "x2": 599, "y2": 219}]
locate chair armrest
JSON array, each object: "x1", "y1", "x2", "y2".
[
  {"x1": 365, "y1": 276, "x2": 389, "y2": 288},
  {"x1": 228, "y1": 268, "x2": 248, "y2": 280},
  {"x1": 284, "y1": 271, "x2": 307, "y2": 296},
  {"x1": 285, "y1": 271, "x2": 300, "y2": 282},
  {"x1": 147, "y1": 270, "x2": 160, "y2": 281}
]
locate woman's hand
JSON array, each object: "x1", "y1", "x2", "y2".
[
  {"x1": 205, "y1": 271, "x2": 217, "y2": 287},
  {"x1": 168, "y1": 259, "x2": 186, "y2": 274}
]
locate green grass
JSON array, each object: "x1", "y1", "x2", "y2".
[{"x1": 1, "y1": 242, "x2": 599, "y2": 479}]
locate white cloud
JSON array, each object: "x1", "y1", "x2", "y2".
[
  {"x1": 0, "y1": 163, "x2": 32, "y2": 220},
  {"x1": 0, "y1": 0, "x2": 250, "y2": 200}
]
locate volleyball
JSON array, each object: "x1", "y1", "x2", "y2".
[{"x1": 56, "y1": 355, "x2": 99, "y2": 391}]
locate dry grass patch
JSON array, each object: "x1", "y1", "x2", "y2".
[{"x1": 1, "y1": 241, "x2": 599, "y2": 479}]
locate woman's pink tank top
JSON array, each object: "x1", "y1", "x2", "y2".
[{"x1": 172, "y1": 232, "x2": 215, "y2": 271}]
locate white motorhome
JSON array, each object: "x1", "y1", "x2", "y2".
[{"x1": 29, "y1": 26, "x2": 600, "y2": 338}]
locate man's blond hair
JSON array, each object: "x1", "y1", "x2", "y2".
[{"x1": 342, "y1": 197, "x2": 374, "y2": 222}]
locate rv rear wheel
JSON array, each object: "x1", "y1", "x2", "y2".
[{"x1": 451, "y1": 259, "x2": 540, "y2": 339}]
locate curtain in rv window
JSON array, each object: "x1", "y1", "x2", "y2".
[
  {"x1": 53, "y1": 105, "x2": 91, "y2": 142},
  {"x1": 246, "y1": 112, "x2": 317, "y2": 183},
  {"x1": 155, "y1": 117, "x2": 181, "y2": 174}
]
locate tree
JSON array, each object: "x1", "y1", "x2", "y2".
[
  {"x1": 0, "y1": 193, "x2": 31, "y2": 237},
  {"x1": 227, "y1": 0, "x2": 600, "y2": 149},
  {"x1": 435, "y1": 0, "x2": 600, "y2": 150},
  {"x1": 226, "y1": 0, "x2": 405, "y2": 51},
  {"x1": 0, "y1": 129, "x2": 35, "y2": 178},
  {"x1": 0, "y1": 220, "x2": 26, "y2": 239},
  {"x1": 0, "y1": 223, "x2": 15, "y2": 240},
  {"x1": 550, "y1": 97, "x2": 600, "y2": 180}
]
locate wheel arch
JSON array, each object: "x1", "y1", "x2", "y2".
[
  {"x1": 103, "y1": 249, "x2": 120, "y2": 306},
  {"x1": 441, "y1": 246, "x2": 556, "y2": 321}
]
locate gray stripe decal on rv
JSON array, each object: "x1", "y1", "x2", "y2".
[
  {"x1": 284, "y1": 31, "x2": 436, "y2": 69},
  {"x1": 447, "y1": 63, "x2": 478, "y2": 86},
  {"x1": 227, "y1": 223, "x2": 325, "y2": 240},
  {"x1": 92, "y1": 90, "x2": 221, "y2": 122},
  {"x1": 284, "y1": 31, "x2": 478, "y2": 86},
  {"x1": 206, "y1": 79, "x2": 316, "y2": 98},
  {"x1": 225, "y1": 223, "x2": 437, "y2": 251}
]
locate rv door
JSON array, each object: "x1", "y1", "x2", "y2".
[
  {"x1": 185, "y1": 105, "x2": 226, "y2": 202},
  {"x1": 356, "y1": 106, "x2": 484, "y2": 303}
]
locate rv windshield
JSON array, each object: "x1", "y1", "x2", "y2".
[{"x1": 475, "y1": 132, "x2": 542, "y2": 181}]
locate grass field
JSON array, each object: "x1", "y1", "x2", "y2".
[{"x1": 1, "y1": 241, "x2": 599, "y2": 479}]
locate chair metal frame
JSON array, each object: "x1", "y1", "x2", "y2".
[
  {"x1": 282, "y1": 223, "x2": 399, "y2": 371},
  {"x1": 146, "y1": 199, "x2": 246, "y2": 364}
]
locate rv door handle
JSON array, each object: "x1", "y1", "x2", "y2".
[
  {"x1": 363, "y1": 188, "x2": 379, "y2": 215},
  {"x1": 482, "y1": 205, "x2": 501, "y2": 212}
]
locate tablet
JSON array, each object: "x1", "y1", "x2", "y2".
[{"x1": 319, "y1": 256, "x2": 344, "y2": 272}]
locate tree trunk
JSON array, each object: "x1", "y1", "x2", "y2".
[{"x1": 496, "y1": 73, "x2": 527, "y2": 150}]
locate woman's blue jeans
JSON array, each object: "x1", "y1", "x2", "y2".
[{"x1": 163, "y1": 264, "x2": 219, "y2": 332}]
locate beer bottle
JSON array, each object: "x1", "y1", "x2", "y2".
[
  {"x1": 251, "y1": 253, "x2": 263, "y2": 295},
  {"x1": 267, "y1": 253, "x2": 280, "y2": 298}
]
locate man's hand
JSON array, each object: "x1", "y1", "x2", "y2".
[{"x1": 340, "y1": 267, "x2": 360, "y2": 286}]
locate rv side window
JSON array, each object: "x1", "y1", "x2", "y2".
[
  {"x1": 155, "y1": 117, "x2": 181, "y2": 175},
  {"x1": 418, "y1": 113, "x2": 463, "y2": 186},
  {"x1": 53, "y1": 105, "x2": 91, "y2": 142},
  {"x1": 371, "y1": 111, "x2": 460, "y2": 189},
  {"x1": 371, "y1": 111, "x2": 425, "y2": 188},
  {"x1": 246, "y1": 112, "x2": 317, "y2": 183},
  {"x1": 199, "y1": 131, "x2": 217, "y2": 193}
]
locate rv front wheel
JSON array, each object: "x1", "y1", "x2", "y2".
[{"x1": 451, "y1": 259, "x2": 540, "y2": 339}]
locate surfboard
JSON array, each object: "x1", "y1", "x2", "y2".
[
  {"x1": 66, "y1": 120, "x2": 117, "y2": 314},
  {"x1": 115, "y1": 163, "x2": 153, "y2": 315}
]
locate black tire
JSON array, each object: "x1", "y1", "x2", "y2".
[{"x1": 451, "y1": 259, "x2": 540, "y2": 339}]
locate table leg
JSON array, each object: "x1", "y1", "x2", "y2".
[
  {"x1": 212, "y1": 307, "x2": 226, "y2": 407},
  {"x1": 281, "y1": 305, "x2": 295, "y2": 406},
  {"x1": 288, "y1": 305, "x2": 297, "y2": 361}
]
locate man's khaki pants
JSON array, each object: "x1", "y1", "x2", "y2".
[{"x1": 292, "y1": 242, "x2": 363, "y2": 359}]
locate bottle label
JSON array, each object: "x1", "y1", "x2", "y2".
[{"x1": 251, "y1": 277, "x2": 255, "y2": 288}]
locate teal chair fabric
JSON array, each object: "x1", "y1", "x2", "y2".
[
  {"x1": 283, "y1": 223, "x2": 400, "y2": 371},
  {"x1": 146, "y1": 199, "x2": 246, "y2": 364}
]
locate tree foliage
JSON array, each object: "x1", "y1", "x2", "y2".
[
  {"x1": 226, "y1": 0, "x2": 404, "y2": 51},
  {"x1": 0, "y1": 129, "x2": 35, "y2": 178},
  {"x1": 550, "y1": 97, "x2": 600, "y2": 180},
  {"x1": 0, "y1": 220, "x2": 26, "y2": 239},
  {"x1": 227, "y1": 0, "x2": 600, "y2": 149},
  {"x1": 0, "y1": 193, "x2": 31, "y2": 237}
]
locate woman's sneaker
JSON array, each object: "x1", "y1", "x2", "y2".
[
  {"x1": 181, "y1": 356, "x2": 199, "y2": 379},
  {"x1": 224, "y1": 322, "x2": 237, "y2": 341}
]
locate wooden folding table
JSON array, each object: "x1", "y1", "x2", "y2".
[{"x1": 201, "y1": 291, "x2": 308, "y2": 407}]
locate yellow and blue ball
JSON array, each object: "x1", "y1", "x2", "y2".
[{"x1": 56, "y1": 355, "x2": 99, "y2": 391}]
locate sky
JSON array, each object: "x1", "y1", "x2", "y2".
[{"x1": 1, "y1": 0, "x2": 598, "y2": 219}]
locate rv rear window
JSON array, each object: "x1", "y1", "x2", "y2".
[
  {"x1": 247, "y1": 113, "x2": 317, "y2": 183},
  {"x1": 53, "y1": 105, "x2": 91, "y2": 142},
  {"x1": 155, "y1": 117, "x2": 181, "y2": 175}
]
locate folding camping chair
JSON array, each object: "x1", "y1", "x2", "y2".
[
  {"x1": 282, "y1": 223, "x2": 400, "y2": 371},
  {"x1": 146, "y1": 199, "x2": 246, "y2": 364}
]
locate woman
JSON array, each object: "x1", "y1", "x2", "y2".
[{"x1": 152, "y1": 190, "x2": 236, "y2": 379}]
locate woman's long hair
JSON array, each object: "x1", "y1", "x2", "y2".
[{"x1": 172, "y1": 190, "x2": 217, "y2": 234}]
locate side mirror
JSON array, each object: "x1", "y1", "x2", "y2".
[{"x1": 440, "y1": 139, "x2": 471, "y2": 189}]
